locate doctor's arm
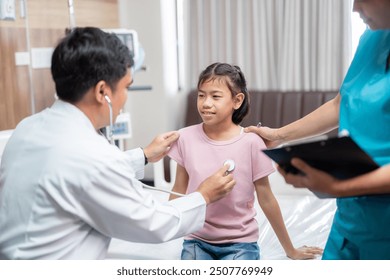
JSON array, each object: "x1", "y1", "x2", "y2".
[
  {"x1": 281, "y1": 159, "x2": 390, "y2": 197},
  {"x1": 124, "y1": 131, "x2": 180, "y2": 179},
  {"x1": 142, "y1": 131, "x2": 180, "y2": 163},
  {"x1": 77, "y1": 162, "x2": 235, "y2": 243},
  {"x1": 255, "y1": 177, "x2": 323, "y2": 259}
]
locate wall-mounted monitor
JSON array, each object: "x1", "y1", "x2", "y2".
[{"x1": 104, "y1": 28, "x2": 140, "y2": 63}]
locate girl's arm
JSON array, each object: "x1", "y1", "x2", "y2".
[
  {"x1": 169, "y1": 163, "x2": 189, "y2": 200},
  {"x1": 254, "y1": 177, "x2": 323, "y2": 259}
]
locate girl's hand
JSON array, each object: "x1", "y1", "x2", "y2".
[{"x1": 287, "y1": 245, "x2": 324, "y2": 260}]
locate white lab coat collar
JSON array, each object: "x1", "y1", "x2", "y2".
[{"x1": 51, "y1": 99, "x2": 97, "y2": 133}]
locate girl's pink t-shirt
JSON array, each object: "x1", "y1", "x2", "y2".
[{"x1": 168, "y1": 124, "x2": 275, "y2": 243}]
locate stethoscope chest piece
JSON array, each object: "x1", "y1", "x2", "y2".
[{"x1": 223, "y1": 159, "x2": 235, "y2": 174}]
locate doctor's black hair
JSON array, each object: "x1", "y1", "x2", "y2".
[
  {"x1": 197, "y1": 62, "x2": 250, "y2": 125},
  {"x1": 51, "y1": 27, "x2": 134, "y2": 103}
]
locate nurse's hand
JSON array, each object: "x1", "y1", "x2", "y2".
[
  {"x1": 278, "y1": 158, "x2": 340, "y2": 196},
  {"x1": 196, "y1": 165, "x2": 236, "y2": 205},
  {"x1": 143, "y1": 131, "x2": 180, "y2": 163},
  {"x1": 244, "y1": 125, "x2": 283, "y2": 148}
]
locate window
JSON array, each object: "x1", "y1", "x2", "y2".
[{"x1": 351, "y1": 11, "x2": 367, "y2": 57}]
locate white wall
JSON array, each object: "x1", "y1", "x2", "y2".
[{"x1": 118, "y1": 0, "x2": 187, "y2": 180}]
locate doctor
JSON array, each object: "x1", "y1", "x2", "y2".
[{"x1": 0, "y1": 27, "x2": 235, "y2": 259}]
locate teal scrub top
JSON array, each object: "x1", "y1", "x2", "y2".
[
  {"x1": 330, "y1": 29, "x2": 390, "y2": 251},
  {"x1": 339, "y1": 29, "x2": 390, "y2": 166}
]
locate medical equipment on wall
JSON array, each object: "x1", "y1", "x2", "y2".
[
  {"x1": 110, "y1": 112, "x2": 132, "y2": 150},
  {"x1": 104, "y1": 28, "x2": 145, "y2": 73},
  {"x1": 100, "y1": 29, "x2": 145, "y2": 146},
  {"x1": 67, "y1": 0, "x2": 76, "y2": 28},
  {"x1": 141, "y1": 159, "x2": 236, "y2": 197},
  {"x1": 66, "y1": 3, "x2": 144, "y2": 72},
  {"x1": 102, "y1": 95, "x2": 132, "y2": 149},
  {"x1": 0, "y1": 0, "x2": 16, "y2": 20},
  {"x1": 112, "y1": 112, "x2": 132, "y2": 140}
]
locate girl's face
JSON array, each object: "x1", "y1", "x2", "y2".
[
  {"x1": 353, "y1": 0, "x2": 390, "y2": 30},
  {"x1": 197, "y1": 78, "x2": 243, "y2": 127}
]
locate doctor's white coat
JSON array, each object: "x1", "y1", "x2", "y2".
[{"x1": 0, "y1": 100, "x2": 205, "y2": 259}]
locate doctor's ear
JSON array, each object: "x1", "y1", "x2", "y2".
[{"x1": 94, "y1": 81, "x2": 110, "y2": 104}]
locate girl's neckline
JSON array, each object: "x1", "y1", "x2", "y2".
[{"x1": 200, "y1": 124, "x2": 244, "y2": 144}]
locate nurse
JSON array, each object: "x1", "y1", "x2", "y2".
[
  {"x1": 246, "y1": 0, "x2": 390, "y2": 259},
  {"x1": 0, "y1": 27, "x2": 235, "y2": 259}
]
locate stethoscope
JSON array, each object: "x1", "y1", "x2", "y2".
[
  {"x1": 103, "y1": 94, "x2": 236, "y2": 197},
  {"x1": 104, "y1": 95, "x2": 114, "y2": 145}
]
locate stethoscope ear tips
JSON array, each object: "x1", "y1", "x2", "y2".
[
  {"x1": 223, "y1": 159, "x2": 235, "y2": 173},
  {"x1": 104, "y1": 95, "x2": 111, "y2": 104}
]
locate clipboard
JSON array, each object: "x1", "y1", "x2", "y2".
[{"x1": 262, "y1": 136, "x2": 379, "y2": 180}]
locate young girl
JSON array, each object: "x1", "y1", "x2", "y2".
[{"x1": 168, "y1": 63, "x2": 322, "y2": 260}]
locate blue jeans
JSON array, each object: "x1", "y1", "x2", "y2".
[{"x1": 181, "y1": 239, "x2": 260, "y2": 260}]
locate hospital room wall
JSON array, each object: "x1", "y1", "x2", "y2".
[
  {"x1": 0, "y1": 0, "x2": 120, "y2": 131},
  {"x1": 118, "y1": 0, "x2": 187, "y2": 180},
  {"x1": 0, "y1": 0, "x2": 183, "y2": 180}
]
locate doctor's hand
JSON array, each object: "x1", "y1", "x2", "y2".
[
  {"x1": 143, "y1": 131, "x2": 180, "y2": 163},
  {"x1": 196, "y1": 165, "x2": 236, "y2": 205},
  {"x1": 244, "y1": 125, "x2": 283, "y2": 149},
  {"x1": 278, "y1": 158, "x2": 340, "y2": 196}
]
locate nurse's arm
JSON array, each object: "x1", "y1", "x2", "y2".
[{"x1": 246, "y1": 94, "x2": 340, "y2": 148}]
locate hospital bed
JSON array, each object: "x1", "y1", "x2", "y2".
[{"x1": 107, "y1": 90, "x2": 338, "y2": 260}]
